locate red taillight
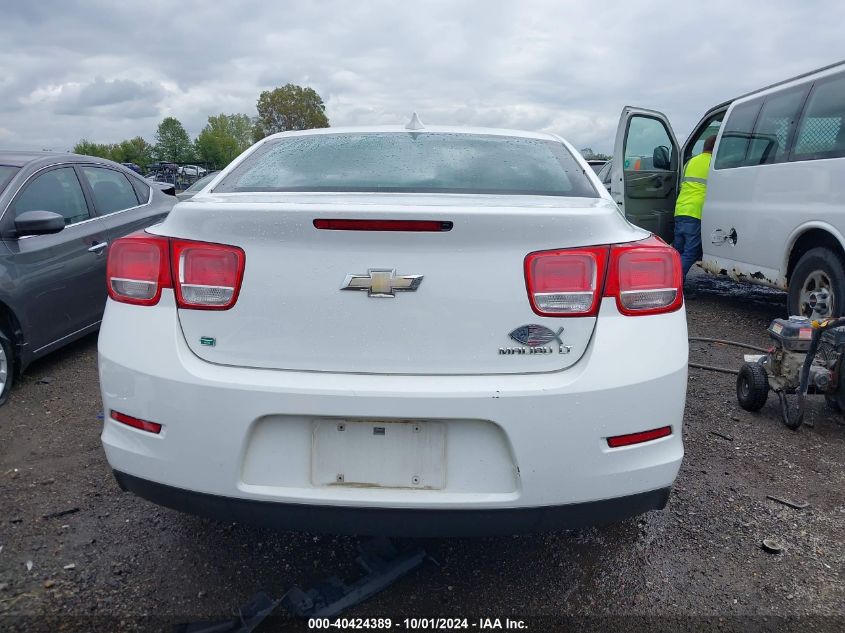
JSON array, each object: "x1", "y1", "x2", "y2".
[
  {"x1": 171, "y1": 240, "x2": 245, "y2": 310},
  {"x1": 523, "y1": 236, "x2": 682, "y2": 317},
  {"x1": 607, "y1": 426, "x2": 672, "y2": 448},
  {"x1": 107, "y1": 234, "x2": 171, "y2": 306},
  {"x1": 110, "y1": 410, "x2": 162, "y2": 434},
  {"x1": 107, "y1": 232, "x2": 245, "y2": 310},
  {"x1": 605, "y1": 236, "x2": 683, "y2": 316},
  {"x1": 314, "y1": 219, "x2": 453, "y2": 232},
  {"x1": 524, "y1": 247, "x2": 608, "y2": 317}
]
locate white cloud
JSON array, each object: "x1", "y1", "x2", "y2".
[{"x1": 1, "y1": 0, "x2": 844, "y2": 153}]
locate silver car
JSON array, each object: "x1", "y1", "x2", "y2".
[{"x1": 0, "y1": 152, "x2": 174, "y2": 404}]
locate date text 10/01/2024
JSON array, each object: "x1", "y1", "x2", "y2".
[{"x1": 308, "y1": 617, "x2": 528, "y2": 629}]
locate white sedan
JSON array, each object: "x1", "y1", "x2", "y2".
[
  {"x1": 178, "y1": 164, "x2": 207, "y2": 177},
  {"x1": 98, "y1": 121, "x2": 687, "y2": 536}
]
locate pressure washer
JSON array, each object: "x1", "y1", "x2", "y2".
[{"x1": 736, "y1": 316, "x2": 845, "y2": 429}]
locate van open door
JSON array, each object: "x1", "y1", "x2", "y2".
[{"x1": 611, "y1": 107, "x2": 680, "y2": 243}]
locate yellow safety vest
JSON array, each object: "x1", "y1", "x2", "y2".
[{"x1": 674, "y1": 151, "x2": 711, "y2": 220}]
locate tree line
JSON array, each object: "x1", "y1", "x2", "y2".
[{"x1": 72, "y1": 84, "x2": 329, "y2": 173}]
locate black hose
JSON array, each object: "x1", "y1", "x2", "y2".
[
  {"x1": 689, "y1": 362, "x2": 739, "y2": 375},
  {"x1": 688, "y1": 337, "x2": 764, "y2": 374},
  {"x1": 688, "y1": 336, "x2": 769, "y2": 353}
]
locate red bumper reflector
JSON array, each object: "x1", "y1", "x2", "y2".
[
  {"x1": 607, "y1": 426, "x2": 672, "y2": 448},
  {"x1": 313, "y1": 219, "x2": 453, "y2": 232},
  {"x1": 110, "y1": 410, "x2": 162, "y2": 434}
]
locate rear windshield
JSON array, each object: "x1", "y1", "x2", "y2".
[
  {"x1": 0, "y1": 165, "x2": 20, "y2": 193},
  {"x1": 214, "y1": 133, "x2": 598, "y2": 197}
]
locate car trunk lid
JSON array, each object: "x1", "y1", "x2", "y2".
[{"x1": 156, "y1": 192, "x2": 645, "y2": 375}]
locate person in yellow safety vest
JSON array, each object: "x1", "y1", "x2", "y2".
[{"x1": 674, "y1": 135, "x2": 716, "y2": 280}]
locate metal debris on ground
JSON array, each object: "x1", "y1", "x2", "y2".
[
  {"x1": 42, "y1": 507, "x2": 79, "y2": 520},
  {"x1": 761, "y1": 538, "x2": 784, "y2": 554},
  {"x1": 767, "y1": 495, "x2": 810, "y2": 510},
  {"x1": 282, "y1": 538, "x2": 427, "y2": 618},
  {"x1": 709, "y1": 430, "x2": 734, "y2": 442},
  {"x1": 174, "y1": 538, "x2": 427, "y2": 632},
  {"x1": 174, "y1": 591, "x2": 279, "y2": 633},
  {"x1": 36, "y1": 377, "x2": 54, "y2": 384}
]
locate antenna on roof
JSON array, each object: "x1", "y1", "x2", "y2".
[{"x1": 405, "y1": 112, "x2": 424, "y2": 131}]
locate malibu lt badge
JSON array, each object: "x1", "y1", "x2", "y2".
[{"x1": 499, "y1": 324, "x2": 572, "y2": 355}]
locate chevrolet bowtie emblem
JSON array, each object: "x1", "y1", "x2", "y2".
[{"x1": 341, "y1": 269, "x2": 423, "y2": 298}]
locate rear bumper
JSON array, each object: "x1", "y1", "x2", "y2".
[
  {"x1": 99, "y1": 293, "x2": 687, "y2": 529},
  {"x1": 113, "y1": 470, "x2": 671, "y2": 536}
]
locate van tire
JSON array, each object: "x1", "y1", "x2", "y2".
[
  {"x1": 0, "y1": 326, "x2": 13, "y2": 407},
  {"x1": 788, "y1": 247, "x2": 845, "y2": 319}
]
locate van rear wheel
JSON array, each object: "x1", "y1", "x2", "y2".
[{"x1": 788, "y1": 247, "x2": 845, "y2": 319}]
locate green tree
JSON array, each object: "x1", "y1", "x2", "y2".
[
  {"x1": 253, "y1": 84, "x2": 329, "y2": 141},
  {"x1": 73, "y1": 139, "x2": 114, "y2": 159},
  {"x1": 153, "y1": 117, "x2": 194, "y2": 163},
  {"x1": 195, "y1": 113, "x2": 254, "y2": 169},
  {"x1": 73, "y1": 136, "x2": 154, "y2": 171},
  {"x1": 580, "y1": 147, "x2": 611, "y2": 161},
  {"x1": 117, "y1": 136, "x2": 154, "y2": 171}
]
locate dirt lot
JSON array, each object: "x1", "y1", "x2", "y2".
[{"x1": 1, "y1": 272, "x2": 844, "y2": 632}]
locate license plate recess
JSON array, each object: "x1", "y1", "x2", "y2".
[{"x1": 311, "y1": 420, "x2": 446, "y2": 489}]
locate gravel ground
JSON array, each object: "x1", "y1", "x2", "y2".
[{"x1": 1, "y1": 271, "x2": 844, "y2": 632}]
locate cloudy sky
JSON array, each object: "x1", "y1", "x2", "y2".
[{"x1": 2, "y1": 1, "x2": 844, "y2": 155}]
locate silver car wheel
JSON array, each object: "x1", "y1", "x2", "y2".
[
  {"x1": 799, "y1": 269, "x2": 834, "y2": 320},
  {"x1": 0, "y1": 341, "x2": 7, "y2": 393}
]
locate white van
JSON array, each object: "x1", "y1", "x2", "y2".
[{"x1": 609, "y1": 60, "x2": 845, "y2": 319}]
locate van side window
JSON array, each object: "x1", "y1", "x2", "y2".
[
  {"x1": 745, "y1": 87, "x2": 808, "y2": 166},
  {"x1": 792, "y1": 74, "x2": 845, "y2": 161},
  {"x1": 713, "y1": 100, "x2": 762, "y2": 169}
]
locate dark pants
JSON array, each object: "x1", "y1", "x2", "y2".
[{"x1": 673, "y1": 215, "x2": 702, "y2": 278}]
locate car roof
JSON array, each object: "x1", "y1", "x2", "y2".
[
  {"x1": 264, "y1": 125, "x2": 563, "y2": 143},
  {"x1": 0, "y1": 151, "x2": 74, "y2": 167},
  {"x1": 701, "y1": 59, "x2": 845, "y2": 118},
  {"x1": 0, "y1": 150, "x2": 123, "y2": 169},
  {"x1": 0, "y1": 150, "x2": 138, "y2": 172}
]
